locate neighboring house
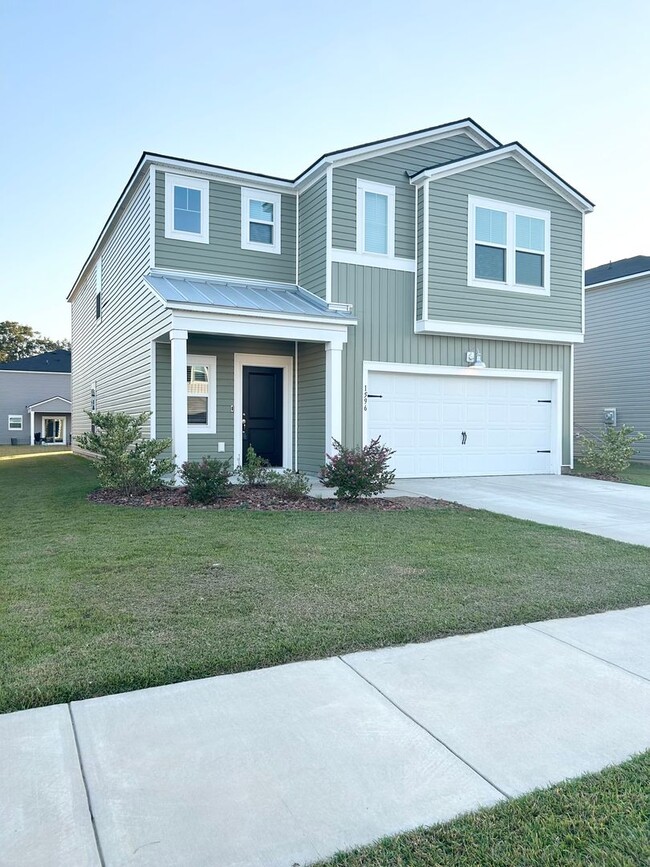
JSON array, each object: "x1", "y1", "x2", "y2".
[
  {"x1": 0, "y1": 350, "x2": 71, "y2": 445},
  {"x1": 68, "y1": 118, "x2": 593, "y2": 478},
  {"x1": 575, "y1": 256, "x2": 650, "y2": 462}
]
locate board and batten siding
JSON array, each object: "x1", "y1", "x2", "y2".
[
  {"x1": 425, "y1": 158, "x2": 583, "y2": 333},
  {"x1": 0, "y1": 371, "x2": 71, "y2": 445},
  {"x1": 297, "y1": 175, "x2": 327, "y2": 298},
  {"x1": 332, "y1": 134, "x2": 484, "y2": 258},
  {"x1": 71, "y1": 173, "x2": 171, "y2": 445},
  {"x1": 154, "y1": 171, "x2": 297, "y2": 283},
  {"x1": 575, "y1": 277, "x2": 650, "y2": 461},
  {"x1": 332, "y1": 262, "x2": 573, "y2": 463},
  {"x1": 297, "y1": 342, "x2": 326, "y2": 473}
]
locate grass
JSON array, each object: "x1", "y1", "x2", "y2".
[
  {"x1": 1, "y1": 455, "x2": 649, "y2": 714},
  {"x1": 573, "y1": 459, "x2": 650, "y2": 487},
  {"x1": 0, "y1": 444, "x2": 70, "y2": 459},
  {"x1": 316, "y1": 751, "x2": 650, "y2": 866}
]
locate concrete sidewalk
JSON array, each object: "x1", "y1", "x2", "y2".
[{"x1": 3, "y1": 606, "x2": 650, "y2": 867}]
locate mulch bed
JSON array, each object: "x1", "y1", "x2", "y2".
[{"x1": 88, "y1": 485, "x2": 459, "y2": 512}]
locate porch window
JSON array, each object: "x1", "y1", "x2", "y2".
[
  {"x1": 164, "y1": 173, "x2": 210, "y2": 244},
  {"x1": 241, "y1": 187, "x2": 282, "y2": 254},
  {"x1": 186, "y1": 355, "x2": 216, "y2": 433},
  {"x1": 8, "y1": 415, "x2": 22, "y2": 430}
]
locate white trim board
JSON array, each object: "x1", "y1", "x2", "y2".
[
  {"x1": 233, "y1": 353, "x2": 293, "y2": 470},
  {"x1": 415, "y1": 319, "x2": 583, "y2": 344},
  {"x1": 331, "y1": 249, "x2": 415, "y2": 273},
  {"x1": 172, "y1": 311, "x2": 349, "y2": 347},
  {"x1": 164, "y1": 173, "x2": 210, "y2": 244}
]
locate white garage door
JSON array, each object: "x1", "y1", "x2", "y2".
[{"x1": 366, "y1": 369, "x2": 559, "y2": 478}]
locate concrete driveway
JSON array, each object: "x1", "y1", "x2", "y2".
[{"x1": 393, "y1": 474, "x2": 650, "y2": 546}]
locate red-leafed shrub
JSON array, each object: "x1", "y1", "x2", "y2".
[{"x1": 319, "y1": 437, "x2": 396, "y2": 500}]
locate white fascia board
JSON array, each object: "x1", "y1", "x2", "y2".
[
  {"x1": 331, "y1": 249, "x2": 416, "y2": 273},
  {"x1": 586, "y1": 270, "x2": 650, "y2": 289},
  {"x1": 2, "y1": 369, "x2": 70, "y2": 376},
  {"x1": 415, "y1": 318, "x2": 584, "y2": 344},
  {"x1": 146, "y1": 155, "x2": 294, "y2": 191},
  {"x1": 27, "y1": 396, "x2": 72, "y2": 411},
  {"x1": 172, "y1": 311, "x2": 349, "y2": 347},
  {"x1": 167, "y1": 301, "x2": 356, "y2": 328},
  {"x1": 411, "y1": 145, "x2": 594, "y2": 214}
]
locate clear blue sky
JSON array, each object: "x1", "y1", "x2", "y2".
[{"x1": 1, "y1": 0, "x2": 648, "y2": 340}]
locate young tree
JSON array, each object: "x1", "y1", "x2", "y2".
[{"x1": 0, "y1": 321, "x2": 70, "y2": 363}]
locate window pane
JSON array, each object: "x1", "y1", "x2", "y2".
[
  {"x1": 9, "y1": 416, "x2": 21, "y2": 429},
  {"x1": 187, "y1": 188, "x2": 201, "y2": 212},
  {"x1": 174, "y1": 186, "x2": 188, "y2": 209},
  {"x1": 249, "y1": 200, "x2": 273, "y2": 222},
  {"x1": 475, "y1": 207, "x2": 507, "y2": 245},
  {"x1": 187, "y1": 397, "x2": 208, "y2": 425},
  {"x1": 516, "y1": 215, "x2": 545, "y2": 251},
  {"x1": 250, "y1": 222, "x2": 273, "y2": 244},
  {"x1": 364, "y1": 191, "x2": 388, "y2": 254},
  {"x1": 174, "y1": 208, "x2": 201, "y2": 233},
  {"x1": 516, "y1": 251, "x2": 544, "y2": 286},
  {"x1": 187, "y1": 366, "x2": 209, "y2": 392},
  {"x1": 475, "y1": 244, "x2": 506, "y2": 281}
]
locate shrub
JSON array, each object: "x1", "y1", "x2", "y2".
[
  {"x1": 236, "y1": 446, "x2": 272, "y2": 486},
  {"x1": 268, "y1": 468, "x2": 311, "y2": 499},
  {"x1": 180, "y1": 458, "x2": 231, "y2": 504},
  {"x1": 319, "y1": 437, "x2": 396, "y2": 500},
  {"x1": 578, "y1": 425, "x2": 646, "y2": 477},
  {"x1": 76, "y1": 411, "x2": 174, "y2": 494}
]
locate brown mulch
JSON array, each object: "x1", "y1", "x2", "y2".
[{"x1": 87, "y1": 485, "x2": 459, "y2": 512}]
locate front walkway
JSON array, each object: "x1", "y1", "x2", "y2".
[{"x1": 3, "y1": 605, "x2": 649, "y2": 866}]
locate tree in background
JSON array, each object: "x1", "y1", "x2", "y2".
[{"x1": 0, "y1": 321, "x2": 70, "y2": 363}]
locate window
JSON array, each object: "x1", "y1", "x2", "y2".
[
  {"x1": 356, "y1": 179, "x2": 395, "y2": 256},
  {"x1": 8, "y1": 415, "x2": 22, "y2": 431},
  {"x1": 241, "y1": 188, "x2": 281, "y2": 254},
  {"x1": 468, "y1": 196, "x2": 550, "y2": 294},
  {"x1": 95, "y1": 259, "x2": 102, "y2": 321},
  {"x1": 164, "y1": 174, "x2": 210, "y2": 243},
  {"x1": 186, "y1": 355, "x2": 216, "y2": 433}
]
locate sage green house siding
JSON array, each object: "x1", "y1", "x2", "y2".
[
  {"x1": 332, "y1": 262, "x2": 573, "y2": 463},
  {"x1": 332, "y1": 134, "x2": 483, "y2": 257},
  {"x1": 424, "y1": 158, "x2": 583, "y2": 332},
  {"x1": 154, "y1": 171, "x2": 297, "y2": 283},
  {"x1": 297, "y1": 343, "x2": 326, "y2": 473},
  {"x1": 297, "y1": 175, "x2": 327, "y2": 298}
]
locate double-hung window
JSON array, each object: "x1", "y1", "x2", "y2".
[
  {"x1": 356, "y1": 179, "x2": 395, "y2": 256},
  {"x1": 8, "y1": 415, "x2": 22, "y2": 431},
  {"x1": 241, "y1": 188, "x2": 282, "y2": 254},
  {"x1": 187, "y1": 355, "x2": 216, "y2": 433},
  {"x1": 165, "y1": 174, "x2": 210, "y2": 243},
  {"x1": 468, "y1": 196, "x2": 550, "y2": 294}
]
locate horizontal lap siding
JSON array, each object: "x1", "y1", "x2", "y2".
[
  {"x1": 71, "y1": 174, "x2": 171, "y2": 447},
  {"x1": 332, "y1": 134, "x2": 484, "y2": 257},
  {"x1": 427, "y1": 158, "x2": 583, "y2": 332},
  {"x1": 297, "y1": 343, "x2": 326, "y2": 473},
  {"x1": 297, "y1": 175, "x2": 327, "y2": 298},
  {"x1": 155, "y1": 172, "x2": 296, "y2": 283},
  {"x1": 575, "y1": 279, "x2": 650, "y2": 460},
  {"x1": 333, "y1": 262, "x2": 572, "y2": 463}
]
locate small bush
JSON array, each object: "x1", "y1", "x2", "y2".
[
  {"x1": 76, "y1": 411, "x2": 174, "y2": 495},
  {"x1": 180, "y1": 458, "x2": 231, "y2": 504},
  {"x1": 268, "y1": 468, "x2": 311, "y2": 499},
  {"x1": 319, "y1": 437, "x2": 396, "y2": 500},
  {"x1": 236, "y1": 446, "x2": 272, "y2": 486},
  {"x1": 578, "y1": 424, "x2": 646, "y2": 476}
]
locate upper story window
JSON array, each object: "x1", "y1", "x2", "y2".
[
  {"x1": 356, "y1": 179, "x2": 395, "y2": 256},
  {"x1": 468, "y1": 196, "x2": 550, "y2": 295},
  {"x1": 241, "y1": 188, "x2": 282, "y2": 254},
  {"x1": 187, "y1": 355, "x2": 216, "y2": 433},
  {"x1": 8, "y1": 415, "x2": 22, "y2": 431},
  {"x1": 164, "y1": 173, "x2": 210, "y2": 244},
  {"x1": 95, "y1": 259, "x2": 102, "y2": 321}
]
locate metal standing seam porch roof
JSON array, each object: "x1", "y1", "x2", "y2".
[{"x1": 144, "y1": 273, "x2": 356, "y2": 321}]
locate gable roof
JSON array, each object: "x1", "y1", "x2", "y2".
[
  {"x1": 27, "y1": 396, "x2": 72, "y2": 412},
  {"x1": 586, "y1": 256, "x2": 650, "y2": 287},
  {"x1": 408, "y1": 143, "x2": 594, "y2": 213},
  {"x1": 0, "y1": 349, "x2": 71, "y2": 373}
]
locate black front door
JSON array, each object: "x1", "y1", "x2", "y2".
[{"x1": 242, "y1": 366, "x2": 283, "y2": 466}]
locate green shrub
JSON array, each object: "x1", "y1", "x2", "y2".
[
  {"x1": 268, "y1": 468, "x2": 311, "y2": 499},
  {"x1": 236, "y1": 446, "x2": 272, "y2": 486},
  {"x1": 319, "y1": 437, "x2": 396, "y2": 500},
  {"x1": 76, "y1": 411, "x2": 174, "y2": 494},
  {"x1": 180, "y1": 458, "x2": 231, "y2": 504},
  {"x1": 579, "y1": 425, "x2": 646, "y2": 476}
]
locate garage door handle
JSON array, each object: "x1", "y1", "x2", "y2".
[
  {"x1": 537, "y1": 450, "x2": 551, "y2": 453},
  {"x1": 461, "y1": 431, "x2": 467, "y2": 445}
]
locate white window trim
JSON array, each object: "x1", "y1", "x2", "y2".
[
  {"x1": 95, "y1": 258, "x2": 102, "y2": 322},
  {"x1": 187, "y1": 354, "x2": 216, "y2": 434},
  {"x1": 467, "y1": 195, "x2": 551, "y2": 296},
  {"x1": 356, "y1": 179, "x2": 395, "y2": 257},
  {"x1": 165, "y1": 173, "x2": 210, "y2": 244},
  {"x1": 8, "y1": 415, "x2": 23, "y2": 431},
  {"x1": 241, "y1": 187, "x2": 282, "y2": 255}
]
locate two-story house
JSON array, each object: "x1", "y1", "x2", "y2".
[
  {"x1": 68, "y1": 118, "x2": 593, "y2": 478},
  {"x1": 0, "y1": 349, "x2": 71, "y2": 445}
]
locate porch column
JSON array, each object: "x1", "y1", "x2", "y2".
[
  {"x1": 30, "y1": 410, "x2": 34, "y2": 445},
  {"x1": 325, "y1": 341, "x2": 343, "y2": 456},
  {"x1": 170, "y1": 329, "x2": 188, "y2": 471}
]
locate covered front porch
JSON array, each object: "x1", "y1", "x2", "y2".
[{"x1": 26, "y1": 397, "x2": 72, "y2": 445}]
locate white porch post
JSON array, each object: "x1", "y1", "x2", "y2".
[
  {"x1": 170, "y1": 329, "x2": 188, "y2": 471},
  {"x1": 30, "y1": 410, "x2": 34, "y2": 445},
  {"x1": 325, "y1": 341, "x2": 343, "y2": 456}
]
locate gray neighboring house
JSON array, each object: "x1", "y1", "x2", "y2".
[
  {"x1": 575, "y1": 256, "x2": 650, "y2": 462},
  {"x1": 0, "y1": 349, "x2": 71, "y2": 445},
  {"x1": 68, "y1": 118, "x2": 593, "y2": 478}
]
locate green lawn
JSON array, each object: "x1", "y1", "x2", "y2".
[
  {"x1": 573, "y1": 460, "x2": 650, "y2": 487},
  {"x1": 1, "y1": 455, "x2": 649, "y2": 714},
  {"x1": 0, "y1": 444, "x2": 70, "y2": 459},
  {"x1": 317, "y1": 751, "x2": 650, "y2": 866}
]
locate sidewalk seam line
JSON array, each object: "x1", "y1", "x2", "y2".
[
  {"x1": 67, "y1": 703, "x2": 107, "y2": 867},
  {"x1": 525, "y1": 624, "x2": 650, "y2": 684},
  {"x1": 338, "y1": 656, "x2": 511, "y2": 800}
]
